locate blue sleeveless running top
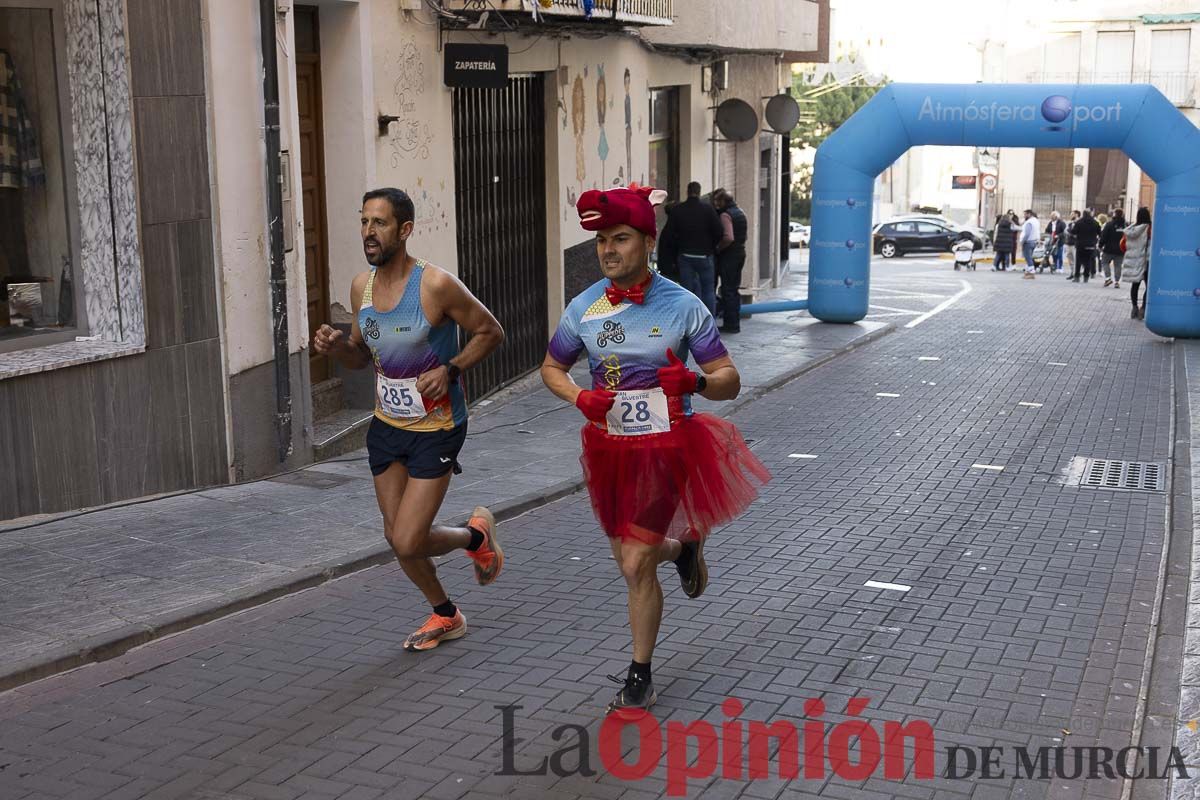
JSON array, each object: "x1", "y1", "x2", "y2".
[{"x1": 359, "y1": 260, "x2": 466, "y2": 432}]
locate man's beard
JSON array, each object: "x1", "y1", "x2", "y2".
[{"x1": 366, "y1": 242, "x2": 399, "y2": 266}]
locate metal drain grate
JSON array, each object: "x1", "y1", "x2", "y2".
[{"x1": 1078, "y1": 458, "x2": 1164, "y2": 492}]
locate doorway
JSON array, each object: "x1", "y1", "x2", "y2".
[
  {"x1": 452, "y1": 74, "x2": 548, "y2": 398},
  {"x1": 295, "y1": 5, "x2": 330, "y2": 383}
]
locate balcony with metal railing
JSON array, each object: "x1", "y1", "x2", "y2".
[
  {"x1": 1023, "y1": 71, "x2": 1196, "y2": 107},
  {"x1": 441, "y1": 0, "x2": 673, "y2": 26}
]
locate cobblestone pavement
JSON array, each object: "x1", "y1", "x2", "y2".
[
  {"x1": 0, "y1": 262, "x2": 1184, "y2": 800},
  {"x1": 0, "y1": 259, "x2": 889, "y2": 687}
]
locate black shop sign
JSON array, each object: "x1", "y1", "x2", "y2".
[{"x1": 444, "y1": 43, "x2": 509, "y2": 89}]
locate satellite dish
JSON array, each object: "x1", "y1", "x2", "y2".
[
  {"x1": 715, "y1": 98, "x2": 758, "y2": 142},
  {"x1": 764, "y1": 93, "x2": 801, "y2": 133}
]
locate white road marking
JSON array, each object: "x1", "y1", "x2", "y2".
[
  {"x1": 972, "y1": 463, "x2": 1005, "y2": 471},
  {"x1": 868, "y1": 304, "x2": 923, "y2": 314},
  {"x1": 876, "y1": 392, "x2": 901, "y2": 398},
  {"x1": 1017, "y1": 402, "x2": 1043, "y2": 408},
  {"x1": 1047, "y1": 362, "x2": 1068, "y2": 367},
  {"x1": 788, "y1": 453, "x2": 818, "y2": 459},
  {"x1": 864, "y1": 580, "x2": 912, "y2": 592},
  {"x1": 967, "y1": 330, "x2": 984, "y2": 334},
  {"x1": 872, "y1": 289, "x2": 953, "y2": 299},
  {"x1": 917, "y1": 356, "x2": 941, "y2": 361},
  {"x1": 904, "y1": 280, "x2": 973, "y2": 328}
]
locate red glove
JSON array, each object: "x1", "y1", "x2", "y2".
[
  {"x1": 657, "y1": 349, "x2": 699, "y2": 396},
  {"x1": 575, "y1": 388, "x2": 616, "y2": 422}
]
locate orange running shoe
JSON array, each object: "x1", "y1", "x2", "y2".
[
  {"x1": 466, "y1": 506, "x2": 503, "y2": 585},
  {"x1": 403, "y1": 609, "x2": 467, "y2": 651}
]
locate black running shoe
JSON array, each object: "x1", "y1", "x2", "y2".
[
  {"x1": 675, "y1": 539, "x2": 708, "y2": 599},
  {"x1": 606, "y1": 673, "x2": 656, "y2": 716}
]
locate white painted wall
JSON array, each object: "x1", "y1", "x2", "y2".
[
  {"x1": 715, "y1": 55, "x2": 790, "y2": 289},
  {"x1": 207, "y1": 1, "x2": 800, "y2": 377},
  {"x1": 316, "y1": 0, "x2": 375, "y2": 323},
  {"x1": 204, "y1": 0, "x2": 307, "y2": 376},
  {"x1": 644, "y1": 0, "x2": 820, "y2": 55},
  {"x1": 311, "y1": 9, "x2": 719, "y2": 308}
]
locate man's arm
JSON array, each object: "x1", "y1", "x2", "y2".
[
  {"x1": 696, "y1": 354, "x2": 740, "y2": 401},
  {"x1": 717, "y1": 212, "x2": 734, "y2": 252},
  {"x1": 541, "y1": 353, "x2": 583, "y2": 405},
  {"x1": 312, "y1": 271, "x2": 372, "y2": 370},
  {"x1": 417, "y1": 269, "x2": 505, "y2": 400}
]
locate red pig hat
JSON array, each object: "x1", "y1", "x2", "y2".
[{"x1": 576, "y1": 183, "x2": 668, "y2": 238}]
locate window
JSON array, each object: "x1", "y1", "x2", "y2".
[
  {"x1": 893, "y1": 222, "x2": 917, "y2": 233},
  {"x1": 1150, "y1": 29, "x2": 1192, "y2": 105},
  {"x1": 915, "y1": 222, "x2": 943, "y2": 234},
  {"x1": 0, "y1": 0, "x2": 80, "y2": 352},
  {"x1": 1094, "y1": 31, "x2": 1134, "y2": 83},
  {"x1": 647, "y1": 87, "x2": 679, "y2": 201},
  {"x1": 1041, "y1": 32, "x2": 1081, "y2": 82}
]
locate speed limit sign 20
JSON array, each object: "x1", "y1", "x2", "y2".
[{"x1": 981, "y1": 174, "x2": 998, "y2": 192}]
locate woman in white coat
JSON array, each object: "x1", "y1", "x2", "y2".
[{"x1": 1121, "y1": 207, "x2": 1152, "y2": 320}]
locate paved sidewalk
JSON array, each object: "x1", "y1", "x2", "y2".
[
  {"x1": 0, "y1": 260, "x2": 1183, "y2": 800},
  {"x1": 0, "y1": 265, "x2": 891, "y2": 689}
]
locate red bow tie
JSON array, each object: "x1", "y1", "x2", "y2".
[{"x1": 605, "y1": 277, "x2": 651, "y2": 306}]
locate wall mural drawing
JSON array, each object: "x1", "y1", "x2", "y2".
[
  {"x1": 571, "y1": 74, "x2": 586, "y2": 187},
  {"x1": 596, "y1": 64, "x2": 609, "y2": 186},
  {"x1": 389, "y1": 40, "x2": 433, "y2": 165}
]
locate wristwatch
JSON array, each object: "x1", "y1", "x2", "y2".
[
  {"x1": 694, "y1": 374, "x2": 707, "y2": 394},
  {"x1": 446, "y1": 363, "x2": 462, "y2": 382}
]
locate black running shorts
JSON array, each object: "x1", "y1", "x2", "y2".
[{"x1": 367, "y1": 418, "x2": 467, "y2": 479}]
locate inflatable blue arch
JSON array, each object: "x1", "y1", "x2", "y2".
[{"x1": 808, "y1": 84, "x2": 1200, "y2": 338}]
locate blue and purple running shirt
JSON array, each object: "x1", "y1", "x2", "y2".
[
  {"x1": 548, "y1": 272, "x2": 728, "y2": 417},
  {"x1": 359, "y1": 261, "x2": 466, "y2": 432}
]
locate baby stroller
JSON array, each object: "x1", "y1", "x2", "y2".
[
  {"x1": 1034, "y1": 235, "x2": 1055, "y2": 273},
  {"x1": 952, "y1": 235, "x2": 976, "y2": 271}
]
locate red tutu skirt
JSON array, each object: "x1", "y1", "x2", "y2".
[{"x1": 580, "y1": 413, "x2": 771, "y2": 545}]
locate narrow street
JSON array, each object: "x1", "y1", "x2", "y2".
[{"x1": 0, "y1": 259, "x2": 1181, "y2": 800}]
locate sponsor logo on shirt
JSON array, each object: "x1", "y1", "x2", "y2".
[{"x1": 597, "y1": 320, "x2": 626, "y2": 347}]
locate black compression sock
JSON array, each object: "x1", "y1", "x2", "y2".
[
  {"x1": 434, "y1": 600, "x2": 457, "y2": 618},
  {"x1": 673, "y1": 540, "x2": 694, "y2": 566},
  {"x1": 629, "y1": 660, "x2": 651, "y2": 682},
  {"x1": 466, "y1": 527, "x2": 485, "y2": 552}
]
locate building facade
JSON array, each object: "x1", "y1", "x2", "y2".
[
  {"x1": 0, "y1": 0, "x2": 827, "y2": 521},
  {"x1": 987, "y1": 5, "x2": 1200, "y2": 219}
]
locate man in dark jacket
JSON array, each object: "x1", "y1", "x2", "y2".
[
  {"x1": 1099, "y1": 208, "x2": 1127, "y2": 287},
  {"x1": 1045, "y1": 211, "x2": 1067, "y2": 273},
  {"x1": 664, "y1": 181, "x2": 723, "y2": 313},
  {"x1": 712, "y1": 188, "x2": 748, "y2": 333},
  {"x1": 1071, "y1": 209, "x2": 1102, "y2": 283},
  {"x1": 656, "y1": 201, "x2": 680, "y2": 282}
]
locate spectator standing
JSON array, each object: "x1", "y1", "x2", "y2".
[
  {"x1": 712, "y1": 188, "x2": 748, "y2": 334},
  {"x1": 1071, "y1": 209, "x2": 1102, "y2": 282},
  {"x1": 993, "y1": 214, "x2": 1014, "y2": 271},
  {"x1": 1063, "y1": 210, "x2": 1080, "y2": 277},
  {"x1": 1018, "y1": 209, "x2": 1040, "y2": 279},
  {"x1": 1099, "y1": 208, "x2": 1127, "y2": 287},
  {"x1": 656, "y1": 200, "x2": 680, "y2": 283},
  {"x1": 1045, "y1": 211, "x2": 1066, "y2": 273},
  {"x1": 664, "y1": 182, "x2": 722, "y2": 313},
  {"x1": 1121, "y1": 207, "x2": 1152, "y2": 319}
]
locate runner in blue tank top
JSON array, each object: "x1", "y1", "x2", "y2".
[
  {"x1": 313, "y1": 188, "x2": 505, "y2": 652},
  {"x1": 541, "y1": 184, "x2": 770, "y2": 716}
]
